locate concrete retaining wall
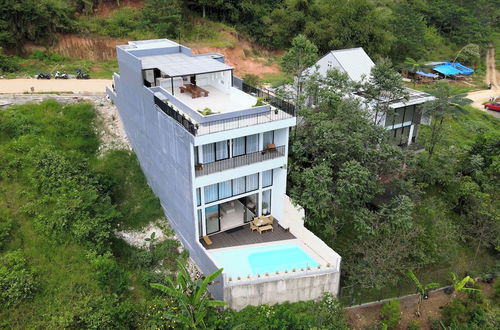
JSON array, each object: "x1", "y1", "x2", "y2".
[{"x1": 224, "y1": 270, "x2": 340, "y2": 311}]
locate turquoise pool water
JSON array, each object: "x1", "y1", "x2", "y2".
[{"x1": 209, "y1": 242, "x2": 319, "y2": 278}]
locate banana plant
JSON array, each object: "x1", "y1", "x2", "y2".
[
  {"x1": 449, "y1": 272, "x2": 479, "y2": 298},
  {"x1": 407, "y1": 270, "x2": 440, "y2": 317},
  {"x1": 151, "y1": 261, "x2": 226, "y2": 328}
]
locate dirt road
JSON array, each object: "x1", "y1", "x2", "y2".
[
  {"x1": 466, "y1": 45, "x2": 500, "y2": 118},
  {"x1": 0, "y1": 79, "x2": 112, "y2": 94}
]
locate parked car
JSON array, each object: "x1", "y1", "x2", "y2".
[
  {"x1": 484, "y1": 102, "x2": 500, "y2": 112},
  {"x1": 76, "y1": 69, "x2": 90, "y2": 79},
  {"x1": 36, "y1": 73, "x2": 51, "y2": 79},
  {"x1": 54, "y1": 71, "x2": 69, "y2": 79}
]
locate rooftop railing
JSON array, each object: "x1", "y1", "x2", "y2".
[
  {"x1": 153, "y1": 82, "x2": 296, "y2": 136},
  {"x1": 195, "y1": 145, "x2": 285, "y2": 177}
]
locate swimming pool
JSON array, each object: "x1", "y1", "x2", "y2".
[{"x1": 209, "y1": 242, "x2": 319, "y2": 278}]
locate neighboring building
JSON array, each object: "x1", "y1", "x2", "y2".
[
  {"x1": 107, "y1": 39, "x2": 341, "y2": 310},
  {"x1": 308, "y1": 48, "x2": 435, "y2": 146}
]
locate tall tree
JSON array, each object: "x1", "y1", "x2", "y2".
[
  {"x1": 280, "y1": 34, "x2": 318, "y2": 108},
  {"x1": 421, "y1": 82, "x2": 471, "y2": 159},
  {"x1": 363, "y1": 59, "x2": 408, "y2": 126}
]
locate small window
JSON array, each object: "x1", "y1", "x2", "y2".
[
  {"x1": 263, "y1": 131, "x2": 274, "y2": 147},
  {"x1": 204, "y1": 184, "x2": 218, "y2": 203},
  {"x1": 218, "y1": 180, "x2": 232, "y2": 199}
]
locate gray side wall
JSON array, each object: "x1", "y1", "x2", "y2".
[
  {"x1": 114, "y1": 48, "x2": 224, "y2": 299},
  {"x1": 224, "y1": 270, "x2": 340, "y2": 311}
]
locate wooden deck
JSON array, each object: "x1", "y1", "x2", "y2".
[{"x1": 201, "y1": 222, "x2": 295, "y2": 250}]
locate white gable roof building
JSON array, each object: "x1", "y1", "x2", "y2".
[{"x1": 309, "y1": 47, "x2": 375, "y2": 82}]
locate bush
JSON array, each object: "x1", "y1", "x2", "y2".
[
  {"x1": 380, "y1": 300, "x2": 401, "y2": 330},
  {"x1": 29, "y1": 50, "x2": 66, "y2": 63},
  {"x1": 0, "y1": 217, "x2": 13, "y2": 250},
  {"x1": 0, "y1": 251, "x2": 36, "y2": 307},
  {"x1": 89, "y1": 252, "x2": 128, "y2": 295},
  {"x1": 0, "y1": 52, "x2": 20, "y2": 73},
  {"x1": 407, "y1": 319, "x2": 420, "y2": 330},
  {"x1": 441, "y1": 296, "x2": 489, "y2": 328},
  {"x1": 243, "y1": 73, "x2": 262, "y2": 87}
]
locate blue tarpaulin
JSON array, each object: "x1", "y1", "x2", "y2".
[
  {"x1": 416, "y1": 70, "x2": 438, "y2": 78},
  {"x1": 433, "y1": 62, "x2": 474, "y2": 76}
]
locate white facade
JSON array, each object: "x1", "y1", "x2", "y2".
[{"x1": 108, "y1": 39, "x2": 341, "y2": 309}]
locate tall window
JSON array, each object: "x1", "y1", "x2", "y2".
[
  {"x1": 262, "y1": 189, "x2": 271, "y2": 215},
  {"x1": 219, "y1": 180, "x2": 232, "y2": 199},
  {"x1": 232, "y1": 177, "x2": 246, "y2": 195},
  {"x1": 202, "y1": 141, "x2": 229, "y2": 163},
  {"x1": 246, "y1": 134, "x2": 259, "y2": 153},
  {"x1": 204, "y1": 184, "x2": 218, "y2": 203},
  {"x1": 263, "y1": 131, "x2": 274, "y2": 147},
  {"x1": 246, "y1": 173, "x2": 259, "y2": 191},
  {"x1": 262, "y1": 170, "x2": 273, "y2": 187},
  {"x1": 196, "y1": 188, "x2": 201, "y2": 206},
  {"x1": 202, "y1": 143, "x2": 215, "y2": 163},
  {"x1": 232, "y1": 137, "x2": 245, "y2": 157},
  {"x1": 215, "y1": 141, "x2": 229, "y2": 160}
]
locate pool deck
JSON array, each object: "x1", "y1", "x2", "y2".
[{"x1": 200, "y1": 222, "x2": 295, "y2": 250}]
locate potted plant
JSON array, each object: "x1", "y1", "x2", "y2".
[{"x1": 262, "y1": 202, "x2": 269, "y2": 215}]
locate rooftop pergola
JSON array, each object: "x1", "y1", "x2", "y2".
[{"x1": 141, "y1": 53, "x2": 234, "y2": 94}]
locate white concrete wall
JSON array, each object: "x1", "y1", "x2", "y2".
[{"x1": 223, "y1": 270, "x2": 340, "y2": 311}]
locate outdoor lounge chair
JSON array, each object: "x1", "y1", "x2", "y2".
[
  {"x1": 267, "y1": 215, "x2": 275, "y2": 225},
  {"x1": 202, "y1": 235, "x2": 213, "y2": 245},
  {"x1": 258, "y1": 224, "x2": 273, "y2": 234}
]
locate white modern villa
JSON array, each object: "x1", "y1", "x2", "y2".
[
  {"x1": 308, "y1": 47, "x2": 435, "y2": 146},
  {"x1": 107, "y1": 39, "x2": 341, "y2": 310}
]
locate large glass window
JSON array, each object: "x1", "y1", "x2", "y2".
[
  {"x1": 246, "y1": 173, "x2": 259, "y2": 192},
  {"x1": 262, "y1": 170, "x2": 273, "y2": 187},
  {"x1": 262, "y1": 189, "x2": 271, "y2": 215},
  {"x1": 215, "y1": 141, "x2": 229, "y2": 160},
  {"x1": 232, "y1": 137, "x2": 245, "y2": 157},
  {"x1": 196, "y1": 188, "x2": 201, "y2": 206},
  {"x1": 246, "y1": 134, "x2": 259, "y2": 153},
  {"x1": 202, "y1": 143, "x2": 215, "y2": 163},
  {"x1": 232, "y1": 177, "x2": 246, "y2": 195},
  {"x1": 263, "y1": 131, "x2": 274, "y2": 147},
  {"x1": 204, "y1": 184, "x2": 218, "y2": 203},
  {"x1": 205, "y1": 205, "x2": 220, "y2": 234},
  {"x1": 197, "y1": 209, "x2": 203, "y2": 237},
  {"x1": 219, "y1": 180, "x2": 232, "y2": 199}
]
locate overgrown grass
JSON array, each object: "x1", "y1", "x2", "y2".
[
  {"x1": 261, "y1": 72, "x2": 292, "y2": 87},
  {"x1": 1, "y1": 50, "x2": 117, "y2": 79},
  {"x1": 0, "y1": 100, "x2": 182, "y2": 328}
]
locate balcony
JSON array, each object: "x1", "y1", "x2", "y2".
[{"x1": 195, "y1": 145, "x2": 285, "y2": 177}]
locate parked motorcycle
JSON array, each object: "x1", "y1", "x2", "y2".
[
  {"x1": 54, "y1": 71, "x2": 69, "y2": 79},
  {"x1": 76, "y1": 69, "x2": 90, "y2": 79},
  {"x1": 36, "y1": 73, "x2": 51, "y2": 79}
]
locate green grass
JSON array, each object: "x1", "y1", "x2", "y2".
[
  {"x1": 2, "y1": 51, "x2": 117, "y2": 79},
  {"x1": 0, "y1": 100, "x2": 182, "y2": 328},
  {"x1": 261, "y1": 72, "x2": 292, "y2": 87}
]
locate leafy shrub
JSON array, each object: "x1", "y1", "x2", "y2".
[
  {"x1": 0, "y1": 53, "x2": 20, "y2": 73},
  {"x1": 29, "y1": 50, "x2": 66, "y2": 63},
  {"x1": 0, "y1": 217, "x2": 13, "y2": 250},
  {"x1": 216, "y1": 293, "x2": 348, "y2": 329},
  {"x1": 89, "y1": 252, "x2": 127, "y2": 295},
  {"x1": 492, "y1": 278, "x2": 500, "y2": 303},
  {"x1": 61, "y1": 295, "x2": 136, "y2": 329},
  {"x1": 380, "y1": 300, "x2": 401, "y2": 330},
  {"x1": 0, "y1": 251, "x2": 36, "y2": 307},
  {"x1": 441, "y1": 296, "x2": 489, "y2": 328},
  {"x1": 407, "y1": 319, "x2": 420, "y2": 330},
  {"x1": 243, "y1": 73, "x2": 262, "y2": 87},
  {"x1": 24, "y1": 148, "x2": 117, "y2": 252}
]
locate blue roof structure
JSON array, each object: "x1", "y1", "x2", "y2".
[
  {"x1": 433, "y1": 62, "x2": 474, "y2": 76},
  {"x1": 416, "y1": 70, "x2": 438, "y2": 78}
]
